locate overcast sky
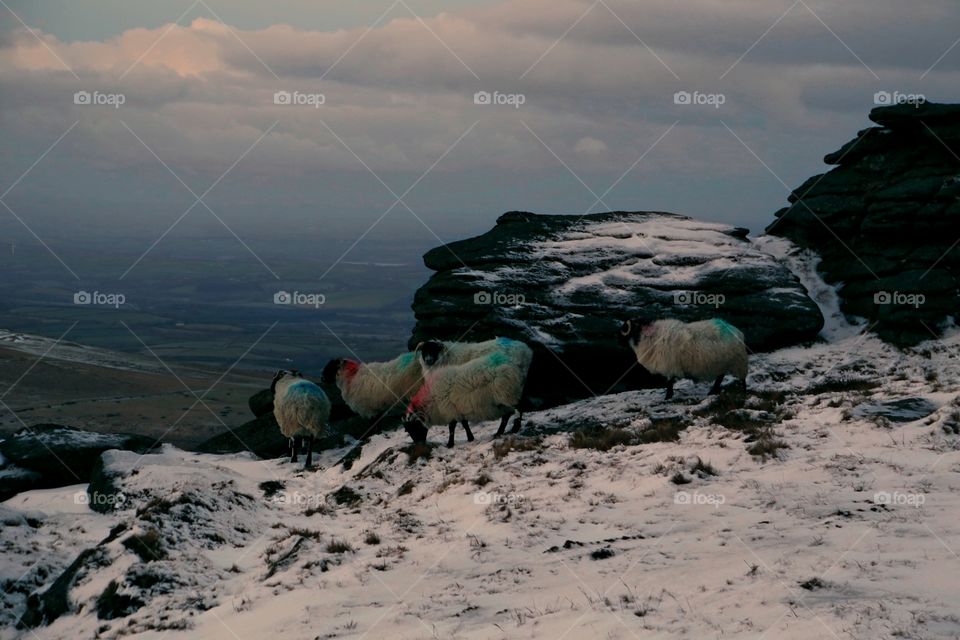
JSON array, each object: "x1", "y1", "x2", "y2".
[{"x1": 1, "y1": 0, "x2": 958, "y2": 255}]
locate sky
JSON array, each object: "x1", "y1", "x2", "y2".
[{"x1": 1, "y1": 0, "x2": 958, "y2": 258}]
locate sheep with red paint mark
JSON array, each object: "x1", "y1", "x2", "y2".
[
  {"x1": 403, "y1": 343, "x2": 532, "y2": 447},
  {"x1": 321, "y1": 352, "x2": 423, "y2": 419}
]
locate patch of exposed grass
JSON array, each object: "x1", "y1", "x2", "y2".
[
  {"x1": 570, "y1": 428, "x2": 636, "y2": 452},
  {"x1": 288, "y1": 527, "x2": 322, "y2": 541},
  {"x1": 329, "y1": 486, "x2": 363, "y2": 507},
  {"x1": 122, "y1": 528, "x2": 165, "y2": 562},
  {"x1": 95, "y1": 580, "x2": 144, "y2": 620},
  {"x1": 492, "y1": 436, "x2": 543, "y2": 460},
  {"x1": 670, "y1": 472, "x2": 692, "y2": 485},
  {"x1": 258, "y1": 480, "x2": 285, "y2": 499},
  {"x1": 691, "y1": 458, "x2": 718, "y2": 477},
  {"x1": 401, "y1": 442, "x2": 433, "y2": 465},
  {"x1": 799, "y1": 577, "x2": 826, "y2": 590},
  {"x1": 397, "y1": 479, "x2": 416, "y2": 496},
  {"x1": 806, "y1": 378, "x2": 879, "y2": 395},
  {"x1": 364, "y1": 531, "x2": 381, "y2": 545},
  {"x1": 638, "y1": 417, "x2": 687, "y2": 443},
  {"x1": 474, "y1": 472, "x2": 493, "y2": 487},
  {"x1": 326, "y1": 539, "x2": 354, "y2": 554},
  {"x1": 747, "y1": 430, "x2": 789, "y2": 460},
  {"x1": 591, "y1": 547, "x2": 615, "y2": 560},
  {"x1": 305, "y1": 504, "x2": 333, "y2": 517}
]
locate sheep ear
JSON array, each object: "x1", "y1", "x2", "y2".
[
  {"x1": 415, "y1": 342, "x2": 424, "y2": 352},
  {"x1": 620, "y1": 320, "x2": 632, "y2": 336}
]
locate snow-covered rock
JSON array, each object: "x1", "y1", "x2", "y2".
[{"x1": 411, "y1": 211, "x2": 823, "y2": 407}]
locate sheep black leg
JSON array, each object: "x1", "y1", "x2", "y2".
[
  {"x1": 665, "y1": 379, "x2": 674, "y2": 400},
  {"x1": 494, "y1": 415, "x2": 509, "y2": 438},
  {"x1": 509, "y1": 411, "x2": 522, "y2": 434},
  {"x1": 290, "y1": 437, "x2": 298, "y2": 464},
  {"x1": 461, "y1": 420, "x2": 475, "y2": 442},
  {"x1": 709, "y1": 375, "x2": 724, "y2": 395},
  {"x1": 304, "y1": 436, "x2": 314, "y2": 469},
  {"x1": 447, "y1": 421, "x2": 457, "y2": 448}
]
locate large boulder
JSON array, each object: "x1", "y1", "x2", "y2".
[
  {"x1": 0, "y1": 424, "x2": 158, "y2": 496},
  {"x1": 410, "y1": 211, "x2": 824, "y2": 407},
  {"x1": 767, "y1": 102, "x2": 960, "y2": 345}
]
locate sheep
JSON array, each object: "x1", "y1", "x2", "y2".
[
  {"x1": 620, "y1": 317, "x2": 748, "y2": 400},
  {"x1": 403, "y1": 347, "x2": 532, "y2": 448},
  {"x1": 321, "y1": 352, "x2": 422, "y2": 418},
  {"x1": 414, "y1": 337, "x2": 533, "y2": 372},
  {"x1": 271, "y1": 369, "x2": 331, "y2": 468}
]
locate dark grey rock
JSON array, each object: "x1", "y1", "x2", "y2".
[
  {"x1": 852, "y1": 397, "x2": 939, "y2": 423},
  {"x1": 768, "y1": 102, "x2": 960, "y2": 346},
  {"x1": 0, "y1": 424, "x2": 158, "y2": 498}
]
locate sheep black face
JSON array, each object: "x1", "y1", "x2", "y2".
[
  {"x1": 415, "y1": 340, "x2": 445, "y2": 367},
  {"x1": 321, "y1": 359, "x2": 344, "y2": 385},
  {"x1": 619, "y1": 317, "x2": 656, "y2": 347},
  {"x1": 271, "y1": 369, "x2": 302, "y2": 393},
  {"x1": 402, "y1": 416, "x2": 429, "y2": 443}
]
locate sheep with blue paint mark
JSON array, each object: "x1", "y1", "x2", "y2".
[
  {"x1": 620, "y1": 317, "x2": 748, "y2": 400},
  {"x1": 321, "y1": 352, "x2": 423, "y2": 419},
  {"x1": 403, "y1": 344, "x2": 532, "y2": 447},
  {"x1": 271, "y1": 369, "x2": 331, "y2": 468}
]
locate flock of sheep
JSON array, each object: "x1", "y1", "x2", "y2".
[{"x1": 271, "y1": 316, "x2": 749, "y2": 468}]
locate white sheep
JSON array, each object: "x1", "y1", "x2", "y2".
[
  {"x1": 403, "y1": 346, "x2": 532, "y2": 447},
  {"x1": 620, "y1": 317, "x2": 748, "y2": 400},
  {"x1": 414, "y1": 337, "x2": 533, "y2": 372},
  {"x1": 271, "y1": 369, "x2": 331, "y2": 468},
  {"x1": 321, "y1": 352, "x2": 422, "y2": 418}
]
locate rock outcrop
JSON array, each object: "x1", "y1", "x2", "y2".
[
  {"x1": 0, "y1": 424, "x2": 158, "y2": 499},
  {"x1": 767, "y1": 102, "x2": 960, "y2": 345},
  {"x1": 410, "y1": 211, "x2": 824, "y2": 406}
]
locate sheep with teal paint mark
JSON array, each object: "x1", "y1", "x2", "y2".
[
  {"x1": 404, "y1": 344, "x2": 532, "y2": 448},
  {"x1": 619, "y1": 317, "x2": 748, "y2": 400},
  {"x1": 414, "y1": 337, "x2": 533, "y2": 373},
  {"x1": 321, "y1": 351, "x2": 423, "y2": 418},
  {"x1": 271, "y1": 370, "x2": 331, "y2": 468}
]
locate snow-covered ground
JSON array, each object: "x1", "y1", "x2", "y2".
[{"x1": 3, "y1": 245, "x2": 960, "y2": 640}]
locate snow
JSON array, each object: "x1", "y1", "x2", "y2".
[
  {"x1": 753, "y1": 235, "x2": 867, "y2": 342},
  {"x1": 0, "y1": 329, "x2": 169, "y2": 375},
  {"x1": 530, "y1": 217, "x2": 789, "y2": 298},
  {"x1": 2, "y1": 242, "x2": 960, "y2": 639}
]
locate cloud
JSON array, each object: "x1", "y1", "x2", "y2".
[{"x1": 0, "y1": 0, "x2": 958, "y2": 234}]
